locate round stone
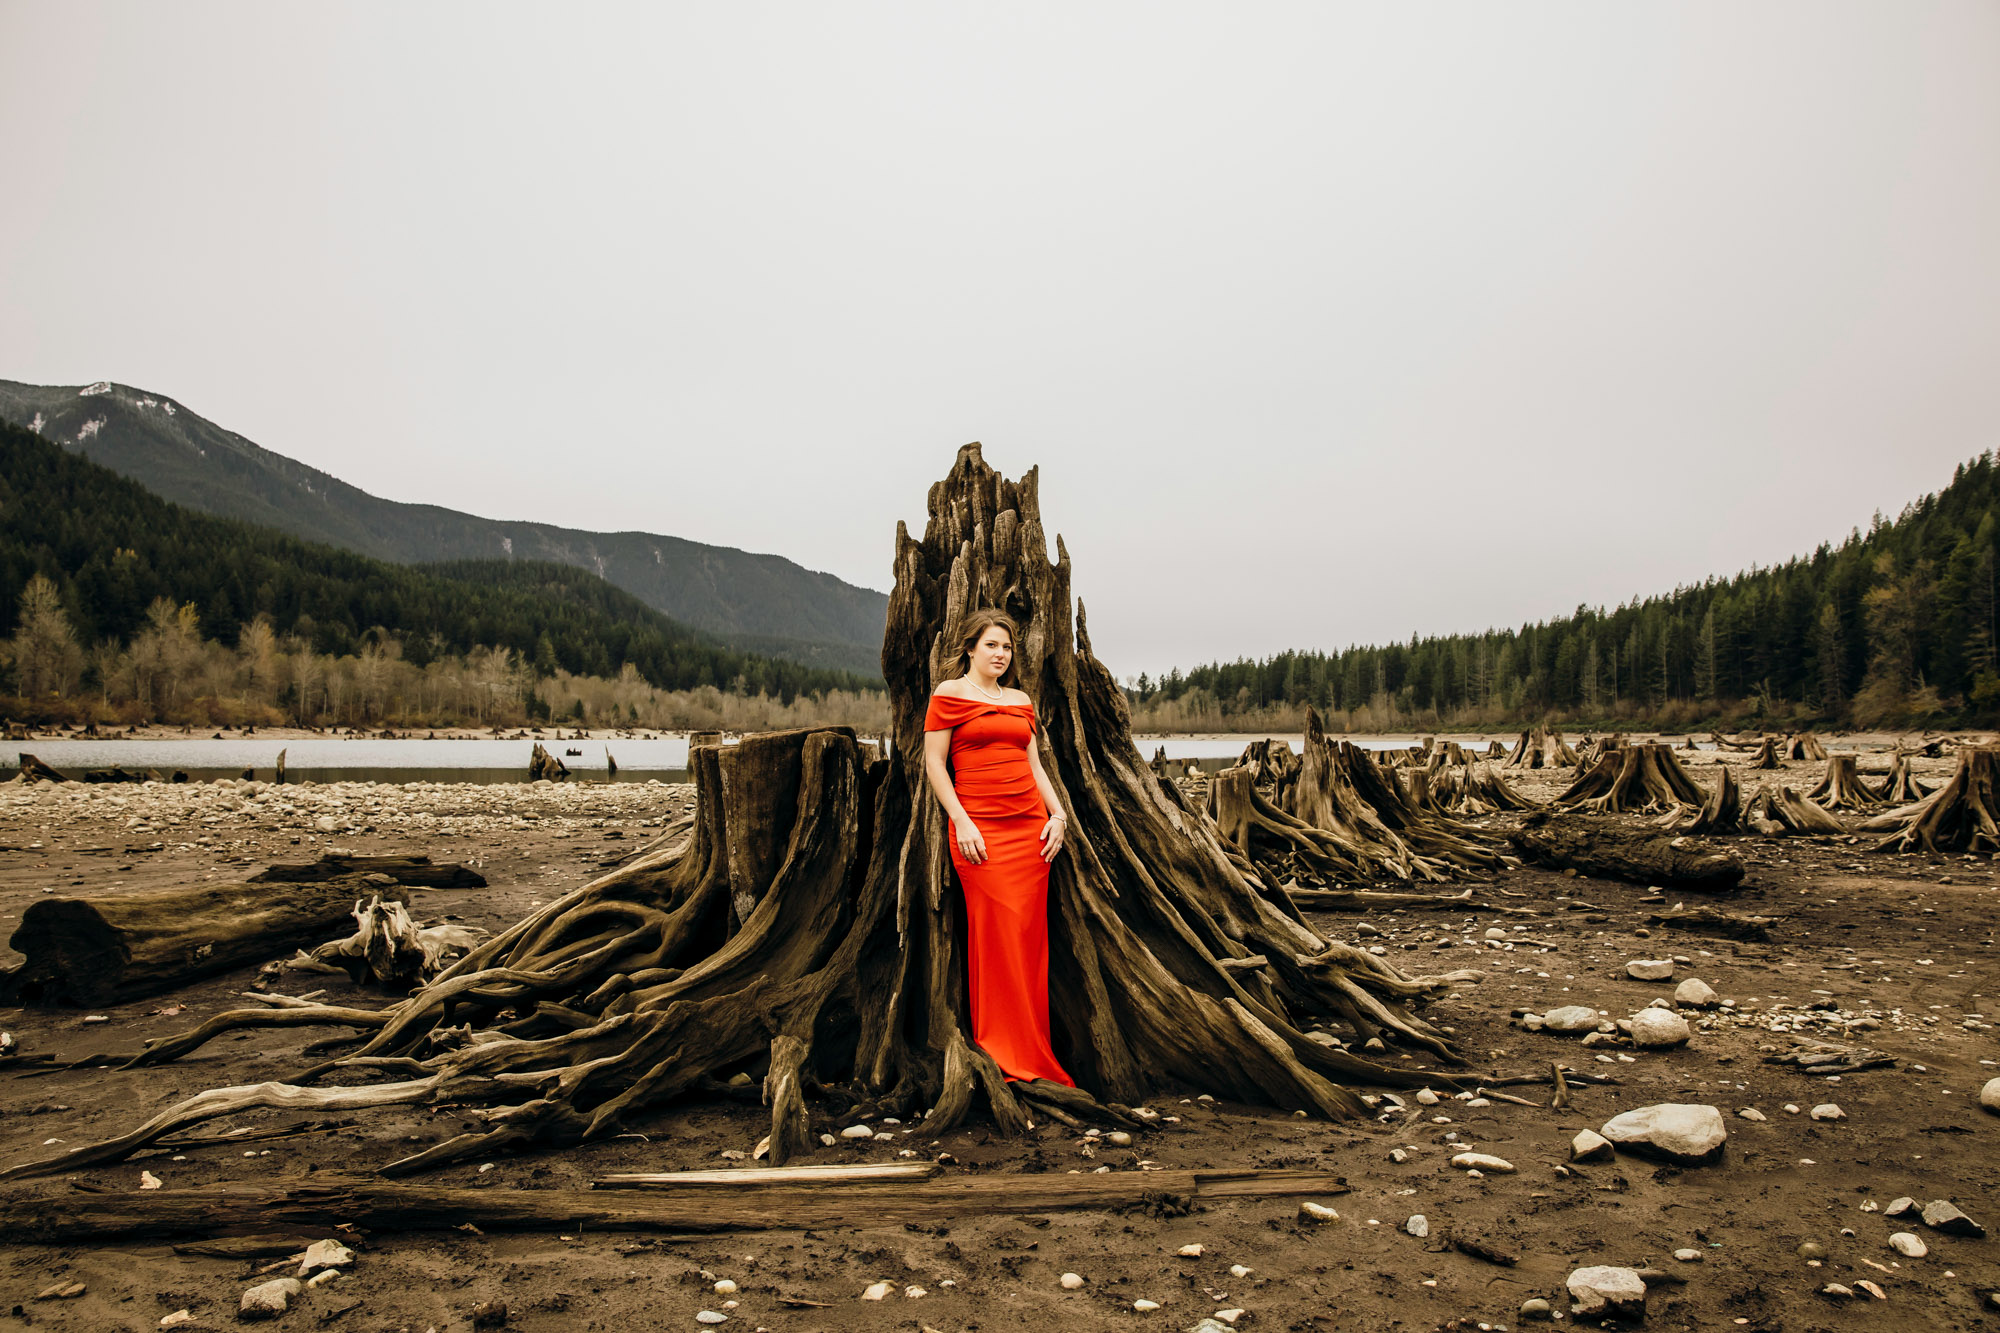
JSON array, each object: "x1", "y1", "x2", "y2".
[
  {"x1": 1629, "y1": 1009, "x2": 1693, "y2": 1048},
  {"x1": 1797, "y1": 1242, "x2": 1827, "y2": 1260},
  {"x1": 1981, "y1": 1078, "x2": 2000, "y2": 1113}
]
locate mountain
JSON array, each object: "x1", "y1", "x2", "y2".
[
  {"x1": 0, "y1": 417, "x2": 876, "y2": 701},
  {"x1": 0, "y1": 379, "x2": 887, "y2": 677}
]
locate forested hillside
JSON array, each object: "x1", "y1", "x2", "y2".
[
  {"x1": 0, "y1": 420, "x2": 879, "y2": 728},
  {"x1": 1132, "y1": 454, "x2": 2000, "y2": 733}
]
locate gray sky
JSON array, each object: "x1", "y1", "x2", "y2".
[{"x1": 5, "y1": 3, "x2": 1998, "y2": 677}]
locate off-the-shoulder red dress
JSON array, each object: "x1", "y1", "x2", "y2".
[{"x1": 924, "y1": 693, "x2": 1075, "y2": 1086}]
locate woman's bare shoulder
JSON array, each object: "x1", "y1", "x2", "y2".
[
  {"x1": 931, "y1": 678, "x2": 972, "y2": 699},
  {"x1": 1004, "y1": 687, "x2": 1035, "y2": 707}
]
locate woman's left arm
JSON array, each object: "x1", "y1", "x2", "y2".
[{"x1": 1027, "y1": 734, "x2": 1067, "y2": 862}]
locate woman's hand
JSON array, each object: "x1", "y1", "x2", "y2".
[
  {"x1": 1040, "y1": 813, "x2": 1067, "y2": 862},
  {"x1": 953, "y1": 817, "x2": 987, "y2": 865}
]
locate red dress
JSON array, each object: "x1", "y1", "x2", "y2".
[{"x1": 924, "y1": 693, "x2": 1075, "y2": 1086}]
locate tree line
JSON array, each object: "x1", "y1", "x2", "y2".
[
  {"x1": 1129, "y1": 453, "x2": 2000, "y2": 734},
  {"x1": 0, "y1": 420, "x2": 883, "y2": 728}
]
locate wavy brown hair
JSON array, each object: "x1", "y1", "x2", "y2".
[{"x1": 946, "y1": 609, "x2": 1024, "y2": 690}]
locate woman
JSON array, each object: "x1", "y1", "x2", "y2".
[{"x1": 922, "y1": 610, "x2": 1075, "y2": 1086}]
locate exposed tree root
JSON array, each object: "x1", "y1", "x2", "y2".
[
  {"x1": 1663, "y1": 763, "x2": 1742, "y2": 835},
  {"x1": 1505, "y1": 727, "x2": 1577, "y2": 770},
  {"x1": 1807, "y1": 754, "x2": 1886, "y2": 811},
  {"x1": 1554, "y1": 743, "x2": 1707, "y2": 814},
  {"x1": 1863, "y1": 746, "x2": 2000, "y2": 853},
  {"x1": 1746, "y1": 784, "x2": 1847, "y2": 836}
]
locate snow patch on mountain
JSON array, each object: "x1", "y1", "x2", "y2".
[
  {"x1": 501, "y1": 536, "x2": 514, "y2": 557},
  {"x1": 79, "y1": 381, "x2": 111, "y2": 397},
  {"x1": 76, "y1": 417, "x2": 105, "y2": 441},
  {"x1": 28, "y1": 412, "x2": 44, "y2": 434}
]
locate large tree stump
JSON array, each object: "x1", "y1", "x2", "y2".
[
  {"x1": 1507, "y1": 814, "x2": 1745, "y2": 890},
  {"x1": 5, "y1": 446, "x2": 1480, "y2": 1185},
  {"x1": 1553, "y1": 743, "x2": 1708, "y2": 814},
  {"x1": 15, "y1": 754, "x2": 68, "y2": 783},
  {"x1": 1806, "y1": 755, "x2": 1885, "y2": 811},
  {"x1": 0, "y1": 878, "x2": 413, "y2": 1006},
  {"x1": 1879, "y1": 751, "x2": 1930, "y2": 804},
  {"x1": 1504, "y1": 726, "x2": 1577, "y2": 770},
  {"x1": 1430, "y1": 762, "x2": 1537, "y2": 817},
  {"x1": 1862, "y1": 746, "x2": 2000, "y2": 853},
  {"x1": 1784, "y1": 732, "x2": 1829, "y2": 761},
  {"x1": 1665, "y1": 764, "x2": 1742, "y2": 835}
]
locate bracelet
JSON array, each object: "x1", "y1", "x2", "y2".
[{"x1": 1049, "y1": 812, "x2": 1067, "y2": 822}]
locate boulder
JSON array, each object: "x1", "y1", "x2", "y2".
[
  {"x1": 1570, "y1": 1129, "x2": 1615, "y2": 1163},
  {"x1": 1674, "y1": 978, "x2": 1719, "y2": 1007},
  {"x1": 1981, "y1": 1077, "x2": 2000, "y2": 1113},
  {"x1": 1600, "y1": 1104, "x2": 1727, "y2": 1164},
  {"x1": 1921, "y1": 1200, "x2": 1986, "y2": 1238},
  {"x1": 1629, "y1": 1009, "x2": 1692, "y2": 1048},
  {"x1": 1626, "y1": 959, "x2": 1674, "y2": 981},
  {"x1": 1567, "y1": 1266, "x2": 1647, "y2": 1317},
  {"x1": 240, "y1": 1278, "x2": 302, "y2": 1321},
  {"x1": 1541, "y1": 1004, "x2": 1601, "y2": 1034}
]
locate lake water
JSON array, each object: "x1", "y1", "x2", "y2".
[{"x1": 2, "y1": 731, "x2": 1484, "y2": 785}]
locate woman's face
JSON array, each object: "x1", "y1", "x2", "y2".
[{"x1": 975, "y1": 626, "x2": 1013, "y2": 679}]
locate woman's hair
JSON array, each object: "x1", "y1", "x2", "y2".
[{"x1": 947, "y1": 609, "x2": 1024, "y2": 689}]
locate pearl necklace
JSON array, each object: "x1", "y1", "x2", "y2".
[{"x1": 969, "y1": 675, "x2": 1006, "y2": 700}]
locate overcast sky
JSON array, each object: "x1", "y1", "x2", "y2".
[{"x1": 4, "y1": 3, "x2": 1998, "y2": 676}]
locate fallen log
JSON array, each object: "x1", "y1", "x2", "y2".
[
  {"x1": 1506, "y1": 814, "x2": 1745, "y2": 890},
  {"x1": 0, "y1": 877, "x2": 413, "y2": 1006},
  {"x1": 1641, "y1": 905, "x2": 1779, "y2": 942},
  {"x1": 0, "y1": 1169, "x2": 1352, "y2": 1243},
  {"x1": 595, "y1": 1162, "x2": 939, "y2": 1188},
  {"x1": 248, "y1": 854, "x2": 486, "y2": 889}
]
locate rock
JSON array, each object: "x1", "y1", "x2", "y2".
[
  {"x1": 1519, "y1": 1297, "x2": 1553, "y2": 1320},
  {"x1": 1177, "y1": 1243, "x2": 1205, "y2": 1256},
  {"x1": 306, "y1": 1271, "x2": 341, "y2": 1289},
  {"x1": 1674, "y1": 978, "x2": 1719, "y2": 1007},
  {"x1": 1673, "y1": 1248, "x2": 1702, "y2": 1262},
  {"x1": 1983, "y1": 1077, "x2": 2000, "y2": 1113},
  {"x1": 839, "y1": 1124, "x2": 874, "y2": 1139},
  {"x1": 1060, "y1": 1272, "x2": 1085, "y2": 1289},
  {"x1": 1406, "y1": 1214, "x2": 1430, "y2": 1238},
  {"x1": 1599, "y1": 1104, "x2": 1727, "y2": 1164},
  {"x1": 1542, "y1": 1004, "x2": 1601, "y2": 1033},
  {"x1": 1737, "y1": 1107, "x2": 1767, "y2": 1122},
  {"x1": 1105, "y1": 1131, "x2": 1132, "y2": 1147},
  {"x1": 713, "y1": 1279, "x2": 738, "y2": 1295},
  {"x1": 33, "y1": 1283, "x2": 86, "y2": 1301},
  {"x1": 1629, "y1": 1009, "x2": 1692, "y2": 1048},
  {"x1": 1921, "y1": 1200, "x2": 1986, "y2": 1237},
  {"x1": 1228, "y1": 1264, "x2": 1253, "y2": 1279},
  {"x1": 471, "y1": 1300, "x2": 509, "y2": 1327},
  {"x1": 1416, "y1": 1088, "x2": 1440, "y2": 1105},
  {"x1": 1822, "y1": 1283, "x2": 1854, "y2": 1298},
  {"x1": 298, "y1": 1238, "x2": 355, "y2": 1276},
  {"x1": 695, "y1": 1314, "x2": 727, "y2": 1326},
  {"x1": 1626, "y1": 959, "x2": 1674, "y2": 981},
  {"x1": 1450, "y1": 1152, "x2": 1516, "y2": 1173},
  {"x1": 1567, "y1": 1266, "x2": 1647, "y2": 1317},
  {"x1": 1889, "y1": 1232, "x2": 1928, "y2": 1257},
  {"x1": 818, "y1": 1133, "x2": 837, "y2": 1147},
  {"x1": 1570, "y1": 1129, "x2": 1614, "y2": 1163},
  {"x1": 138, "y1": 1170, "x2": 162, "y2": 1190},
  {"x1": 1299, "y1": 1200, "x2": 1340, "y2": 1223},
  {"x1": 1134, "y1": 1299, "x2": 1161, "y2": 1311},
  {"x1": 1856, "y1": 1280, "x2": 1887, "y2": 1300},
  {"x1": 1885, "y1": 1196, "x2": 1918, "y2": 1217},
  {"x1": 1796, "y1": 1241, "x2": 1827, "y2": 1260},
  {"x1": 1810, "y1": 1103, "x2": 1844, "y2": 1121},
  {"x1": 240, "y1": 1277, "x2": 303, "y2": 1320},
  {"x1": 158, "y1": 1313, "x2": 193, "y2": 1329},
  {"x1": 861, "y1": 1281, "x2": 894, "y2": 1300}
]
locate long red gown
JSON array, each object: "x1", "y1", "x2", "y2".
[{"x1": 924, "y1": 693, "x2": 1075, "y2": 1086}]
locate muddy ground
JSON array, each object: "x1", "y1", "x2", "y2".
[{"x1": 0, "y1": 748, "x2": 1996, "y2": 1332}]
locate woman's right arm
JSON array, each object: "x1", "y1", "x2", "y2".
[{"x1": 924, "y1": 727, "x2": 987, "y2": 864}]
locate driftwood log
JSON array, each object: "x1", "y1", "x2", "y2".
[
  {"x1": 4, "y1": 446, "x2": 1479, "y2": 1185},
  {"x1": 1554, "y1": 743, "x2": 1707, "y2": 814},
  {"x1": 1745, "y1": 784, "x2": 1846, "y2": 836},
  {"x1": 1863, "y1": 746, "x2": 2000, "y2": 853},
  {"x1": 527, "y1": 742, "x2": 570, "y2": 781},
  {"x1": 15, "y1": 753, "x2": 67, "y2": 783},
  {"x1": 1507, "y1": 813, "x2": 1745, "y2": 890},
  {"x1": 249, "y1": 854, "x2": 486, "y2": 889},
  {"x1": 0, "y1": 1169, "x2": 1346, "y2": 1244},
  {"x1": 0, "y1": 878, "x2": 413, "y2": 1006}
]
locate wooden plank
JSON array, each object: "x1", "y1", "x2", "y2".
[{"x1": 0, "y1": 1170, "x2": 1348, "y2": 1243}]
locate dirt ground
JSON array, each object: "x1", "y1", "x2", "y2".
[{"x1": 1, "y1": 747, "x2": 1997, "y2": 1332}]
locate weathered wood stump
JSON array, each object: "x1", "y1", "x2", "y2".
[
  {"x1": 1507, "y1": 814, "x2": 1745, "y2": 890},
  {"x1": 527, "y1": 743, "x2": 570, "y2": 781},
  {"x1": 16, "y1": 753, "x2": 67, "y2": 783},
  {"x1": 1554, "y1": 743, "x2": 1708, "y2": 813},
  {"x1": 1504, "y1": 726, "x2": 1577, "y2": 770},
  {"x1": 1745, "y1": 784, "x2": 1846, "y2": 836},
  {"x1": 1784, "y1": 732, "x2": 1829, "y2": 761},
  {"x1": 0, "y1": 878, "x2": 413, "y2": 1006},
  {"x1": 1863, "y1": 746, "x2": 2000, "y2": 853},
  {"x1": 1666, "y1": 764, "x2": 1742, "y2": 835},
  {"x1": 1807, "y1": 754, "x2": 1885, "y2": 811},
  {"x1": 1751, "y1": 736, "x2": 1783, "y2": 769},
  {"x1": 1878, "y1": 751, "x2": 1930, "y2": 804}
]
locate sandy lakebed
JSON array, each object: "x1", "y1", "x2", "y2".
[{"x1": 0, "y1": 743, "x2": 1998, "y2": 1331}]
